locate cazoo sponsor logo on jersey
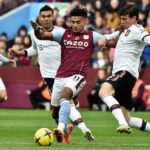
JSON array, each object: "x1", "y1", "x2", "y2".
[{"x1": 63, "y1": 40, "x2": 89, "y2": 49}]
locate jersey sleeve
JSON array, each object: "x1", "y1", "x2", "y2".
[
  {"x1": 104, "y1": 31, "x2": 120, "y2": 40},
  {"x1": 26, "y1": 32, "x2": 38, "y2": 56},
  {"x1": 52, "y1": 27, "x2": 65, "y2": 43},
  {"x1": 135, "y1": 27, "x2": 150, "y2": 45},
  {"x1": 93, "y1": 31, "x2": 105, "y2": 46},
  {"x1": 0, "y1": 54, "x2": 9, "y2": 63}
]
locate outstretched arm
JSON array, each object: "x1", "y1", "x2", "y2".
[
  {"x1": 30, "y1": 20, "x2": 53, "y2": 40},
  {"x1": 9, "y1": 32, "x2": 37, "y2": 58}
]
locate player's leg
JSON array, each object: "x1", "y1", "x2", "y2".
[
  {"x1": 43, "y1": 78, "x2": 59, "y2": 123},
  {"x1": 99, "y1": 82, "x2": 129, "y2": 127},
  {"x1": 122, "y1": 107, "x2": 150, "y2": 132},
  {"x1": 57, "y1": 75, "x2": 86, "y2": 132},
  {"x1": 99, "y1": 72, "x2": 132, "y2": 134},
  {"x1": 0, "y1": 78, "x2": 7, "y2": 102},
  {"x1": 69, "y1": 100, "x2": 94, "y2": 141},
  {"x1": 54, "y1": 75, "x2": 86, "y2": 143}
]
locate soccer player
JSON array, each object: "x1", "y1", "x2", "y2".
[
  {"x1": 0, "y1": 53, "x2": 16, "y2": 102},
  {"x1": 9, "y1": 5, "x2": 94, "y2": 143},
  {"x1": 31, "y1": 6, "x2": 105, "y2": 143},
  {"x1": 99, "y1": 4, "x2": 150, "y2": 134}
]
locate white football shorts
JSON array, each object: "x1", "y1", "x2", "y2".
[{"x1": 51, "y1": 74, "x2": 86, "y2": 106}]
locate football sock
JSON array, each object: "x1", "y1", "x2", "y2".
[
  {"x1": 128, "y1": 117, "x2": 150, "y2": 131},
  {"x1": 103, "y1": 96, "x2": 128, "y2": 125},
  {"x1": 69, "y1": 104, "x2": 88, "y2": 133},
  {"x1": 58, "y1": 99, "x2": 70, "y2": 132},
  {"x1": 69, "y1": 104, "x2": 81, "y2": 121}
]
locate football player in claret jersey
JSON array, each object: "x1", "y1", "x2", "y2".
[
  {"x1": 9, "y1": 5, "x2": 94, "y2": 144},
  {"x1": 0, "y1": 54, "x2": 16, "y2": 102},
  {"x1": 31, "y1": 6, "x2": 106, "y2": 143},
  {"x1": 99, "y1": 4, "x2": 150, "y2": 134}
]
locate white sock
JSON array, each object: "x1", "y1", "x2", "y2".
[
  {"x1": 128, "y1": 117, "x2": 150, "y2": 132},
  {"x1": 58, "y1": 122, "x2": 66, "y2": 132},
  {"x1": 103, "y1": 96, "x2": 128, "y2": 126},
  {"x1": 69, "y1": 104, "x2": 81, "y2": 121},
  {"x1": 69, "y1": 104, "x2": 88, "y2": 133},
  {"x1": 77, "y1": 122, "x2": 89, "y2": 134}
]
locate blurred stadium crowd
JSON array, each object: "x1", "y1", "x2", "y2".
[{"x1": 0, "y1": 0, "x2": 150, "y2": 73}]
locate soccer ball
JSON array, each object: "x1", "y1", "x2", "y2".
[{"x1": 34, "y1": 128, "x2": 54, "y2": 146}]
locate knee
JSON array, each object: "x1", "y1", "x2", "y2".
[
  {"x1": 99, "y1": 83, "x2": 115, "y2": 99},
  {"x1": 60, "y1": 87, "x2": 73, "y2": 100}
]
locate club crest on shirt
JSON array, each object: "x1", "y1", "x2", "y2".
[
  {"x1": 83, "y1": 35, "x2": 89, "y2": 39},
  {"x1": 125, "y1": 30, "x2": 130, "y2": 36}
]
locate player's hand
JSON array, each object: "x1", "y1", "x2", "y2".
[
  {"x1": 98, "y1": 37, "x2": 107, "y2": 51},
  {"x1": 30, "y1": 20, "x2": 44, "y2": 39},
  {"x1": 8, "y1": 48, "x2": 20, "y2": 57},
  {"x1": 8, "y1": 59, "x2": 16, "y2": 67},
  {"x1": 117, "y1": 24, "x2": 125, "y2": 32}
]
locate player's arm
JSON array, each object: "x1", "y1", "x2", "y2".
[
  {"x1": 137, "y1": 28, "x2": 150, "y2": 45},
  {"x1": 104, "y1": 31, "x2": 120, "y2": 41},
  {"x1": 93, "y1": 32, "x2": 106, "y2": 50},
  {"x1": 30, "y1": 20, "x2": 53, "y2": 40},
  {"x1": 9, "y1": 33, "x2": 37, "y2": 58},
  {"x1": 0, "y1": 54, "x2": 16, "y2": 67},
  {"x1": 30, "y1": 20, "x2": 65, "y2": 42},
  {"x1": 94, "y1": 31, "x2": 119, "y2": 50}
]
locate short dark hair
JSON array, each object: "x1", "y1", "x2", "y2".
[
  {"x1": 70, "y1": 6, "x2": 87, "y2": 17},
  {"x1": 119, "y1": 4, "x2": 139, "y2": 20},
  {"x1": 39, "y1": 5, "x2": 53, "y2": 14}
]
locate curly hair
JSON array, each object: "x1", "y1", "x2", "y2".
[{"x1": 70, "y1": 6, "x2": 87, "y2": 17}]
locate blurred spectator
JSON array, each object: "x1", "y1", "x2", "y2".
[
  {"x1": 27, "y1": 80, "x2": 51, "y2": 110},
  {"x1": 94, "y1": 0, "x2": 103, "y2": 12},
  {"x1": 0, "y1": 32, "x2": 8, "y2": 43},
  {"x1": 55, "y1": 16, "x2": 65, "y2": 27},
  {"x1": 72, "y1": 0, "x2": 81, "y2": 8},
  {"x1": 138, "y1": 0, "x2": 150, "y2": 17},
  {"x1": 13, "y1": 36, "x2": 23, "y2": 50},
  {"x1": 12, "y1": 36, "x2": 31, "y2": 66},
  {"x1": 92, "y1": 51, "x2": 106, "y2": 69},
  {"x1": 105, "y1": 8, "x2": 120, "y2": 31},
  {"x1": 18, "y1": 25, "x2": 28, "y2": 38},
  {"x1": 85, "y1": 2, "x2": 95, "y2": 24},
  {"x1": 64, "y1": 15, "x2": 71, "y2": 28},
  {"x1": 138, "y1": 10, "x2": 146, "y2": 26},
  {"x1": 65, "y1": 3, "x2": 72, "y2": 15},
  {"x1": 53, "y1": 7, "x2": 59, "y2": 20},
  {"x1": 87, "y1": 69, "x2": 108, "y2": 111},
  {"x1": 23, "y1": 35, "x2": 31, "y2": 48}
]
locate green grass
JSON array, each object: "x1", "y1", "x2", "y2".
[{"x1": 0, "y1": 109, "x2": 150, "y2": 150}]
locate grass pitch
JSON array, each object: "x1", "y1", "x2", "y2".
[{"x1": 0, "y1": 109, "x2": 150, "y2": 150}]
